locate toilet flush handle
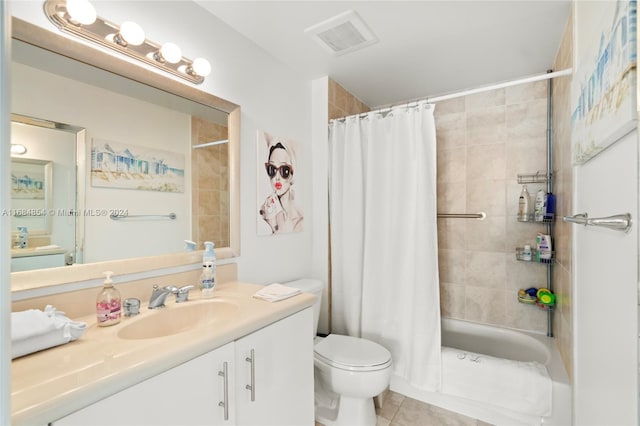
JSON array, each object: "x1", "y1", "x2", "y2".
[{"x1": 245, "y1": 349, "x2": 255, "y2": 401}]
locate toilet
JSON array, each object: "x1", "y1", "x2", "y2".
[{"x1": 285, "y1": 279, "x2": 392, "y2": 426}]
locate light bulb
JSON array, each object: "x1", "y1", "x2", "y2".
[
  {"x1": 11, "y1": 144, "x2": 27, "y2": 155},
  {"x1": 191, "y1": 57, "x2": 211, "y2": 77},
  {"x1": 66, "y1": 0, "x2": 96, "y2": 25},
  {"x1": 119, "y1": 21, "x2": 145, "y2": 46},
  {"x1": 159, "y1": 42, "x2": 182, "y2": 64}
]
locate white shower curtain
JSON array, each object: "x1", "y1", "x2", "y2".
[{"x1": 328, "y1": 102, "x2": 441, "y2": 391}]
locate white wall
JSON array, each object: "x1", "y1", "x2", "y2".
[
  {"x1": 8, "y1": 0, "x2": 313, "y2": 283},
  {"x1": 572, "y1": 130, "x2": 638, "y2": 424}
]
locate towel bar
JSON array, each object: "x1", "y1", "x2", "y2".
[
  {"x1": 563, "y1": 213, "x2": 631, "y2": 233},
  {"x1": 110, "y1": 212, "x2": 177, "y2": 221}
]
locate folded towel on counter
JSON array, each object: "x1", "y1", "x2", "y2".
[
  {"x1": 253, "y1": 283, "x2": 301, "y2": 302},
  {"x1": 12, "y1": 305, "x2": 87, "y2": 359}
]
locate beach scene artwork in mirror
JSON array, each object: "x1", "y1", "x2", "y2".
[
  {"x1": 11, "y1": 160, "x2": 47, "y2": 200},
  {"x1": 91, "y1": 139, "x2": 185, "y2": 193}
]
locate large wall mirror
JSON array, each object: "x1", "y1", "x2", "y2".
[{"x1": 10, "y1": 18, "x2": 240, "y2": 290}]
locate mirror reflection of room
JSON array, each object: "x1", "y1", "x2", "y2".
[
  {"x1": 10, "y1": 118, "x2": 78, "y2": 272},
  {"x1": 10, "y1": 38, "x2": 230, "y2": 272}
]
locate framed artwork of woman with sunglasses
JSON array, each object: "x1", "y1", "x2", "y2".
[{"x1": 257, "y1": 131, "x2": 303, "y2": 234}]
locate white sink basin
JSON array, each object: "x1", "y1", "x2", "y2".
[{"x1": 118, "y1": 300, "x2": 239, "y2": 340}]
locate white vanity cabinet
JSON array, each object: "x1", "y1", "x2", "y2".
[
  {"x1": 51, "y1": 308, "x2": 313, "y2": 426},
  {"x1": 235, "y1": 308, "x2": 314, "y2": 425},
  {"x1": 52, "y1": 342, "x2": 236, "y2": 426}
]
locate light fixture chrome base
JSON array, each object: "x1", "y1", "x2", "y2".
[{"x1": 44, "y1": 0, "x2": 205, "y2": 84}]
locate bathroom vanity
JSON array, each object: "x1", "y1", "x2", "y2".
[
  {"x1": 10, "y1": 247, "x2": 67, "y2": 272},
  {"x1": 11, "y1": 281, "x2": 315, "y2": 426}
]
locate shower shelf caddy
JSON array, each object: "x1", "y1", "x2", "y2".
[
  {"x1": 517, "y1": 171, "x2": 551, "y2": 184},
  {"x1": 515, "y1": 247, "x2": 555, "y2": 263}
]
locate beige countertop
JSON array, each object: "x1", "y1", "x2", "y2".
[
  {"x1": 11, "y1": 281, "x2": 315, "y2": 425},
  {"x1": 11, "y1": 247, "x2": 66, "y2": 258}
]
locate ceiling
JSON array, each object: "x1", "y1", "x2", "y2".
[{"x1": 195, "y1": 1, "x2": 572, "y2": 108}]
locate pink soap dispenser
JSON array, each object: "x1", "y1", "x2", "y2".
[{"x1": 96, "y1": 271, "x2": 121, "y2": 326}]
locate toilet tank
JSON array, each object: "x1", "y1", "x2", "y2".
[{"x1": 283, "y1": 278, "x2": 323, "y2": 335}]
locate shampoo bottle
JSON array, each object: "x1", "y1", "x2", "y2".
[
  {"x1": 544, "y1": 193, "x2": 556, "y2": 221},
  {"x1": 534, "y1": 189, "x2": 546, "y2": 222},
  {"x1": 517, "y1": 185, "x2": 531, "y2": 221},
  {"x1": 96, "y1": 271, "x2": 121, "y2": 326}
]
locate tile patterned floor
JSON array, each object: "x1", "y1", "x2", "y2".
[
  {"x1": 316, "y1": 390, "x2": 493, "y2": 426},
  {"x1": 374, "y1": 391, "x2": 493, "y2": 426}
]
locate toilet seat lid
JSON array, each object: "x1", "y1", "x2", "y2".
[{"x1": 314, "y1": 334, "x2": 392, "y2": 371}]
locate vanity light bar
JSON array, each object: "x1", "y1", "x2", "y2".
[{"x1": 44, "y1": 0, "x2": 210, "y2": 85}]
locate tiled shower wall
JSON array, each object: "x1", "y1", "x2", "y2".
[
  {"x1": 328, "y1": 79, "x2": 370, "y2": 120},
  {"x1": 327, "y1": 77, "x2": 557, "y2": 335},
  {"x1": 435, "y1": 82, "x2": 552, "y2": 333},
  {"x1": 191, "y1": 116, "x2": 230, "y2": 249}
]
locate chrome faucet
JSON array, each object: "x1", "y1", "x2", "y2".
[
  {"x1": 148, "y1": 285, "x2": 178, "y2": 309},
  {"x1": 176, "y1": 285, "x2": 195, "y2": 303}
]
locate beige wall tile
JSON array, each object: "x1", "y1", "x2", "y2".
[
  {"x1": 435, "y1": 97, "x2": 465, "y2": 116},
  {"x1": 437, "y1": 147, "x2": 466, "y2": 183},
  {"x1": 466, "y1": 106, "x2": 507, "y2": 145},
  {"x1": 437, "y1": 181, "x2": 466, "y2": 213},
  {"x1": 506, "y1": 80, "x2": 548, "y2": 104},
  {"x1": 466, "y1": 178, "x2": 506, "y2": 216},
  {"x1": 466, "y1": 89, "x2": 505, "y2": 111},
  {"x1": 464, "y1": 250, "x2": 506, "y2": 288},
  {"x1": 506, "y1": 99, "x2": 548, "y2": 141},
  {"x1": 467, "y1": 144, "x2": 506, "y2": 180}
]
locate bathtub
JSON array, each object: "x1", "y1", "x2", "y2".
[{"x1": 389, "y1": 318, "x2": 571, "y2": 426}]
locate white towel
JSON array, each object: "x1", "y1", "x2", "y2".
[
  {"x1": 253, "y1": 283, "x2": 301, "y2": 302},
  {"x1": 441, "y1": 346, "x2": 552, "y2": 416},
  {"x1": 11, "y1": 305, "x2": 87, "y2": 359}
]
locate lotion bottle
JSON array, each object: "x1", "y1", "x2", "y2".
[
  {"x1": 201, "y1": 242, "x2": 217, "y2": 298},
  {"x1": 96, "y1": 271, "x2": 121, "y2": 327},
  {"x1": 517, "y1": 185, "x2": 531, "y2": 221},
  {"x1": 534, "y1": 189, "x2": 546, "y2": 222},
  {"x1": 200, "y1": 261, "x2": 216, "y2": 298}
]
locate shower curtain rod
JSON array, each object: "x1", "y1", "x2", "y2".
[{"x1": 330, "y1": 68, "x2": 572, "y2": 122}]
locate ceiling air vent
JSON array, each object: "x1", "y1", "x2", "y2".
[{"x1": 304, "y1": 10, "x2": 378, "y2": 56}]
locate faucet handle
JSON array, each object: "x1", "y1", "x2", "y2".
[{"x1": 176, "y1": 285, "x2": 194, "y2": 303}]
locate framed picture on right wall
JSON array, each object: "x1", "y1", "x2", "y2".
[{"x1": 571, "y1": 0, "x2": 637, "y2": 165}]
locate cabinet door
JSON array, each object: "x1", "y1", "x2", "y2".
[
  {"x1": 52, "y1": 342, "x2": 235, "y2": 426},
  {"x1": 234, "y1": 308, "x2": 314, "y2": 426}
]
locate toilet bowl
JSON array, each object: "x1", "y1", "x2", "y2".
[{"x1": 284, "y1": 279, "x2": 393, "y2": 426}]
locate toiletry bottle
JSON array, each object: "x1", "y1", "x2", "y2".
[
  {"x1": 534, "y1": 189, "x2": 546, "y2": 222},
  {"x1": 544, "y1": 192, "x2": 556, "y2": 221},
  {"x1": 96, "y1": 271, "x2": 121, "y2": 327},
  {"x1": 17, "y1": 226, "x2": 28, "y2": 248},
  {"x1": 203, "y1": 241, "x2": 216, "y2": 264},
  {"x1": 517, "y1": 185, "x2": 531, "y2": 221},
  {"x1": 522, "y1": 244, "x2": 532, "y2": 261},
  {"x1": 204, "y1": 241, "x2": 217, "y2": 283},
  {"x1": 200, "y1": 261, "x2": 216, "y2": 298}
]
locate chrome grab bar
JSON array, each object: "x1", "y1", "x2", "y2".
[
  {"x1": 110, "y1": 212, "x2": 177, "y2": 220},
  {"x1": 563, "y1": 213, "x2": 632, "y2": 233},
  {"x1": 437, "y1": 212, "x2": 486, "y2": 220}
]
